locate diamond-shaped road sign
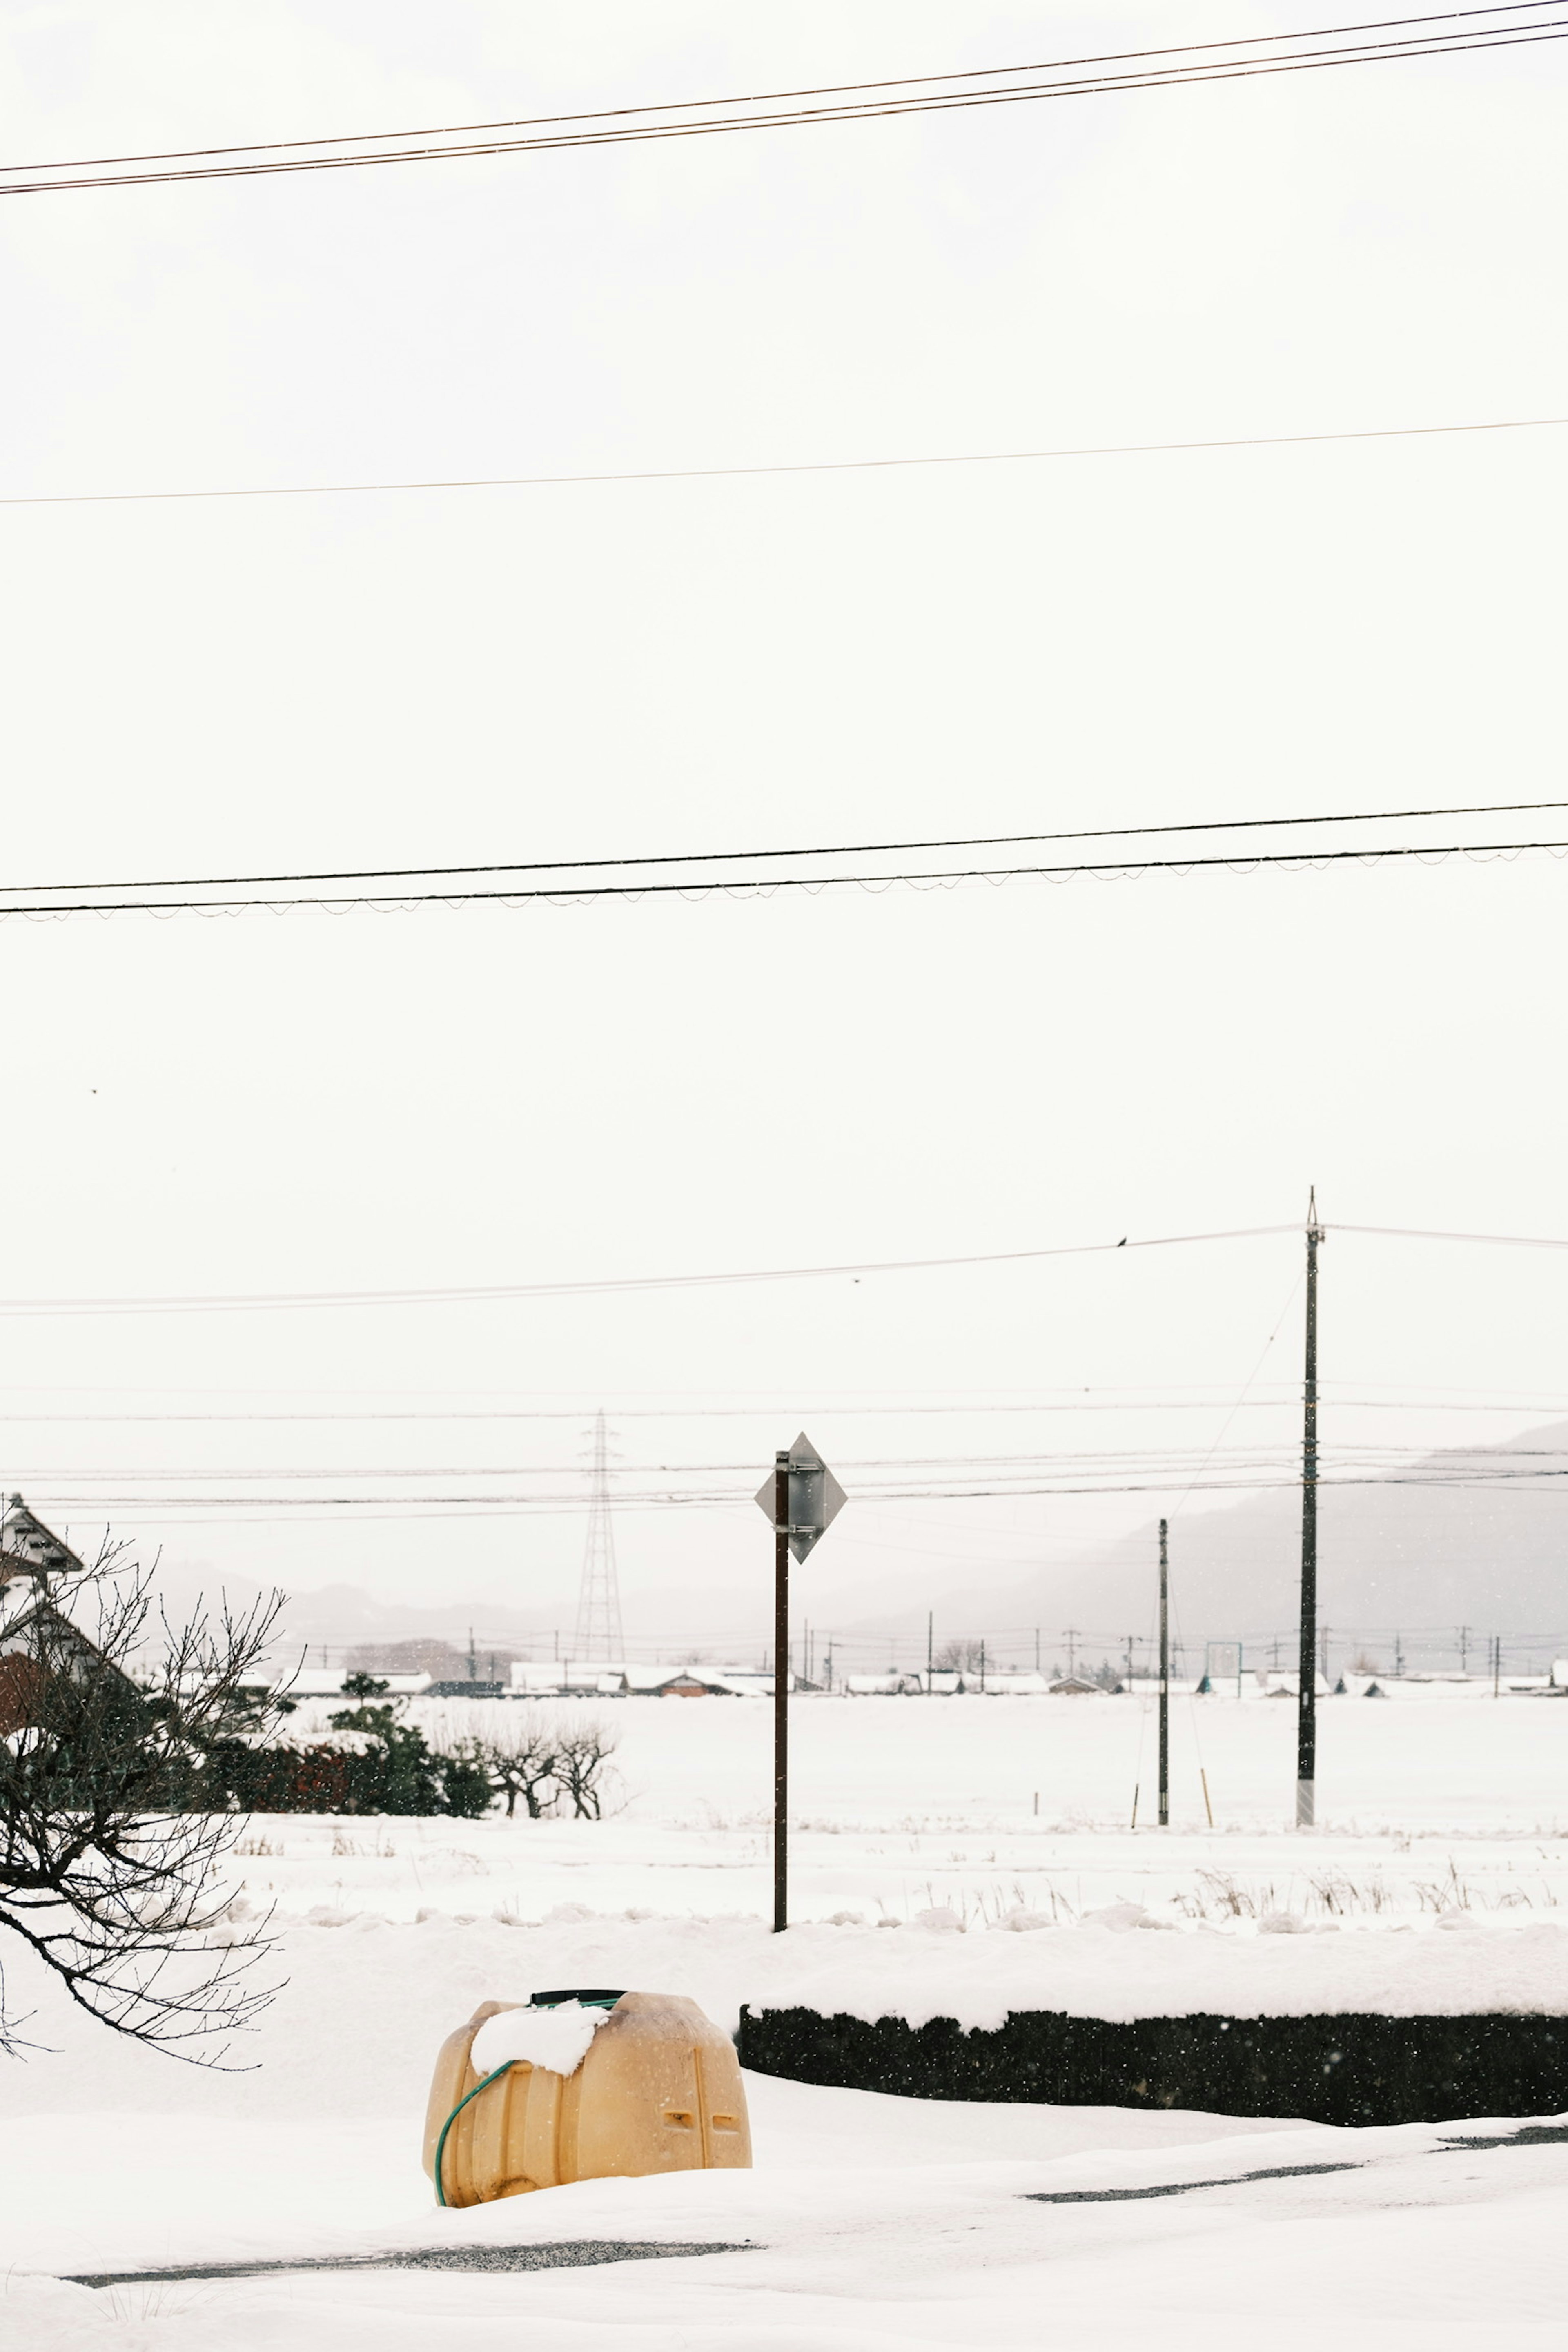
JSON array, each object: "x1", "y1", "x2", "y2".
[{"x1": 754, "y1": 1432, "x2": 847, "y2": 1564}]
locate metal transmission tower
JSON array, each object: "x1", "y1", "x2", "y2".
[{"x1": 573, "y1": 1411, "x2": 625, "y2": 1659}]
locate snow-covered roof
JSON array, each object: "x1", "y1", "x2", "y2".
[
  {"x1": 279, "y1": 1669, "x2": 432, "y2": 1698},
  {"x1": 507, "y1": 1660, "x2": 785, "y2": 1697},
  {"x1": 0, "y1": 1495, "x2": 85, "y2": 1583}
]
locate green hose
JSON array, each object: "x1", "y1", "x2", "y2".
[{"x1": 434, "y1": 2061, "x2": 517, "y2": 2207}]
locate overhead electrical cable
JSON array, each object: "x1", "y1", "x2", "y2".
[
  {"x1": 11, "y1": 1439, "x2": 1512, "y2": 1478},
  {"x1": 5, "y1": 1395, "x2": 1560, "y2": 1420},
  {"x1": 7, "y1": 410, "x2": 1568, "y2": 508},
  {"x1": 5, "y1": 834, "x2": 1568, "y2": 918},
  {"x1": 4, "y1": 1219, "x2": 1568, "y2": 1322},
  {"x1": 3, "y1": 797, "x2": 1560, "y2": 901},
  {"x1": 5, "y1": 2, "x2": 1547, "y2": 168},
  {"x1": 2, "y1": 7, "x2": 1561, "y2": 194},
  {"x1": 0, "y1": 1223, "x2": 1295, "y2": 1318},
  {"x1": 1337, "y1": 1223, "x2": 1568, "y2": 1249},
  {"x1": 25, "y1": 1470, "x2": 1568, "y2": 1511}
]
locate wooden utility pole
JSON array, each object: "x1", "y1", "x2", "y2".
[
  {"x1": 773, "y1": 1450, "x2": 789, "y2": 1933},
  {"x1": 1158, "y1": 1518, "x2": 1170, "y2": 1827},
  {"x1": 1297, "y1": 1191, "x2": 1325, "y2": 1828}
]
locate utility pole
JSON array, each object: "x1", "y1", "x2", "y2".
[
  {"x1": 1492, "y1": 1634, "x2": 1501, "y2": 1698},
  {"x1": 1125, "y1": 1635, "x2": 1135, "y2": 1691},
  {"x1": 1034, "y1": 1627, "x2": 1040, "y2": 1675},
  {"x1": 1297, "y1": 1190, "x2": 1324, "y2": 1829},
  {"x1": 927, "y1": 1610, "x2": 934, "y2": 1693},
  {"x1": 1158, "y1": 1519, "x2": 1170, "y2": 1826},
  {"x1": 1065, "y1": 1627, "x2": 1079, "y2": 1678},
  {"x1": 1458, "y1": 1625, "x2": 1470, "y2": 1675},
  {"x1": 773, "y1": 1450, "x2": 789, "y2": 1935},
  {"x1": 756, "y1": 1435, "x2": 844, "y2": 1931}
]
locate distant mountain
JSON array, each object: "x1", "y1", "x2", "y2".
[
  {"x1": 148, "y1": 1422, "x2": 1568, "y2": 1677},
  {"x1": 864, "y1": 1419, "x2": 1568, "y2": 1663},
  {"x1": 147, "y1": 1572, "x2": 755, "y2": 1665},
  {"x1": 148, "y1": 1574, "x2": 561, "y2": 1662}
]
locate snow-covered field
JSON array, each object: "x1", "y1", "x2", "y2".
[{"x1": 5, "y1": 1695, "x2": 1567, "y2": 2348}]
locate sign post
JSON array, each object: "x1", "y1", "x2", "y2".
[{"x1": 755, "y1": 1433, "x2": 846, "y2": 1933}]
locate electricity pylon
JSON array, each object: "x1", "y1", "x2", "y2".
[{"x1": 572, "y1": 1410, "x2": 625, "y2": 1658}]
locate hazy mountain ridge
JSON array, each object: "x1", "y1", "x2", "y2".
[
  {"x1": 872, "y1": 1419, "x2": 1568, "y2": 1655},
  {"x1": 145, "y1": 1421, "x2": 1568, "y2": 1667}
]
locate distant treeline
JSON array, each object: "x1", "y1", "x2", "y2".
[{"x1": 203, "y1": 1677, "x2": 619, "y2": 1818}]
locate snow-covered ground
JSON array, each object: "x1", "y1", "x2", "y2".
[{"x1": 5, "y1": 1695, "x2": 1568, "y2": 2348}]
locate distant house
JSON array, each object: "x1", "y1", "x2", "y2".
[
  {"x1": 506, "y1": 1659, "x2": 791, "y2": 1700},
  {"x1": 510, "y1": 1660, "x2": 630, "y2": 1698},
  {"x1": 0, "y1": 1493, "x2": 138, "y2": 1738},
  {"x1": 277, "y1": 1668, "x2": 433, "y2": 1702}
]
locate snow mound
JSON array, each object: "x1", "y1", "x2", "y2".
[
  {"x1": 909, "y1": 1906, "x2": 964, "y2": 1933},
  {"x1": 470, "y1": 1998, "x2": 608, "y2": 2078}
]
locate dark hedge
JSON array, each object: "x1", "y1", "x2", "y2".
[{"x1": 737, "y1": 2003, "x2": 1568, "y2": 2128}]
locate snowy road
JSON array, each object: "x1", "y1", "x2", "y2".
[{"x1": 7, "y1": 2082, "x2": 1565, "y2": 2348}]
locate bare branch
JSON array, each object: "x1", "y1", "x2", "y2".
[{"x1": 0, "y1": 1516, "x2": 287, "y2": 2063}]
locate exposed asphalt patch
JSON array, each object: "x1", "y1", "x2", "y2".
[
  {"x1": 67, "y1": 2241, "x2": 754, "y2": 2288},
  {"x1": 1027, "y1": 2163, "x2": 1360, "y2": 2205},
  {"x1": 1439, "y1": 2123, "x2": 1568, "y2": 2152}
]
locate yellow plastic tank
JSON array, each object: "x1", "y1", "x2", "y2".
[{"x1": 422, "y1": 1987, "x2": 752, "y2": 2207}]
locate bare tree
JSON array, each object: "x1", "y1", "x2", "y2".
[
  {"x1": 0, "y1": 1523, "x2": 285, "y2": 2062},
  {"x1": 440, "y1": 1708, "x2": 560, "y2": 1818},
  {"x1": 933, "y1": 1638, "x2": 985, "y2": 1674},
  {"x1": 550, "y1": 1713, "x2": 621, "y2": 1821}
]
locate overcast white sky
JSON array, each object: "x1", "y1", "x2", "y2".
[{"x1": 2, "y1": 2, "x2": 1566, "y2": 1657}]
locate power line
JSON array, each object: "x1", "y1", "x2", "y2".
[
  {"x1": 4, "y1": 834, "x2": 1567, "y2": 918},
  {"x1": 0, "y1": 1223, "x2": 1295, "y2": 1319},
  {"x1": 2, "y1": 798, "x2": 1560, "y2": 902},
  {"x1": 5, "y1": 1217, "x2": 1568, "y2": 1321},
  {"x1": 19, "y1": 1437, "x2": 1546, "y2": 1476},
  {"x1": 1338, "y1": 1222, "x2": 1568, "y2": 1249},
  {"x1": 3, "y1": 8, "x2": 1561, "y2": 195},
  {"x1": 6, "y1": 1394, "x2": 1564, "y2": 1421},
  {"x1": 23, "y1": 1468, "x2": 1568, "y2": 1511},
  {"x1": 4, "y1": 4, "x2": 1541, "y2": 171},
  {"x1": 7, "y1": 410, "x2": 1568, "y2": 509}
]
